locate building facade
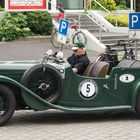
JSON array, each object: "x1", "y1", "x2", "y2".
[
  {"x1": 57, "y1": 0, "x2": 85, "y2": 9},
  {"x1": 0, "y1": 0, "x2": 4, "y2": 7},
  {"x1": 136, "y1": 0, "x2": 140, "y2": 11},
  {"x1": 1, "y1": 0, "x2": 140, "y2": 11},
  {"x1": 49, "y1": 0, "x2": 86, "y2": 10},
  {"x1": 0, "y1": 0, "x2": 86, "y2": 10},
  {"x1": 49, "y1": 0, "x2": 140, "y2": 11}
]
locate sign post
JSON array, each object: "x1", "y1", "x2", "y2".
[
  {"x1": 129, "y1": 13, "x2": 140, "y2": 59},
  {"x1": 57, "y1": 19, "x2": 69, "y2": 44}
]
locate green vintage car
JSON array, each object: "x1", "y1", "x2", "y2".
[{"x1": 0, "y1": 40, "x2": 140, "y2": 126}]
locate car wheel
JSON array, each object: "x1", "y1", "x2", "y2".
[
  {"x1": 0, "y1": 85, "x2": 16, "y2": 126},
  {"x1": 135, "y1": 92, "x2": 140, "y2": 116},
  {"x1": 21, "y1": 64, "x2": 63, "y2": 103}
]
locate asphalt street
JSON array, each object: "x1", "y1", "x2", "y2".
[
  {"x1": 0, "y1": 40, "x2": 140, "y2": 140},
  {"x1": 0, "y1": 40, "x2": 97, "y2": 61}
]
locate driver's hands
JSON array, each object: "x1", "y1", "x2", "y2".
[
  {"x1": 63, "y1": 58, "x2": 67, "y2": 62},
  {"x1": 72, "y1": 68, "x2": 78, "y2": 73}
]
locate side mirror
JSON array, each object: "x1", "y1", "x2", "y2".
[{"x1": 56, "y1": 51, "x2": 64, "y2": 59}]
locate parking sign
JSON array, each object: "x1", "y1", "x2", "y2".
[
  {"x1": 58, "y1": 19, "x2": 69, "y2": 36},
  {"x1": 58, "y1": 19, "x2": 69, "y2": 44},
  {"x1": 129, "y1": 13, "x2": 140, "y2": 30}
]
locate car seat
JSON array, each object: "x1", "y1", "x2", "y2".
[
  {"x1": 83, "y1": 61, "x2": 109, "y2": 77},
  {"x1": 83, "y1": 61, "x2": 96, "y2": 76}
]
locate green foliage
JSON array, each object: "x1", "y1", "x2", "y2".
[
  {"x1": 0, "y1": 11, "x2": 52, "y2": 41},
  {"x1": 114, "y1": 0, "x2": 120, "y2": 5},
  {"x1": 25, "y1": 11, "x2": 52, "y2": 35},
  {"x1": 92, "y1": 0, "x2": 117, "y2": 11},
  {"x1": 0, "y1": 6, "x2": 4, "y2": 11},
  {"x1": 115, "y1": 0, "x2": 128, "y2": 10},
  {"x1": 116, "y1": 0, "x2": 126, "y2": 6},
  {"x1": 116, "y1": 5, "x2": 129, "y2": 10},
  {"x1": 85, "y1": 0, "x2": 90, "y2": 10},
  {"x1": 105, "y1": 14, "x2": 128, "y2": 27},
  {"x1": 0, "y1": 13, "x2": 32, "y2": 41}
]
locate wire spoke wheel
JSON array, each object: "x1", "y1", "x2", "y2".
[
  {"x1": 51, "y1": 30, "x2": 63, "y2": 48},
  {"x1": 72, "y1": 31, "x2": 87, "y2": 45},
  {"x1": 21, "y1": 64, "x2": 63, "y2": 103}
]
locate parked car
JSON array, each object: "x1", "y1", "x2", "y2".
[{"x1": 0, "y1": 40, "x2": 140, "y2": 126}]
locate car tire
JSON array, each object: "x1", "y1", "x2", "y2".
[
  {"x1": 0, "y1": 85, "x2": 16, "y2": 126},
  {"x1": 21, "y1": 64, "x2": 63, "y2": 103},
  {"x1": 135, "y1": 92, "x2": 140, "y2": 116}
]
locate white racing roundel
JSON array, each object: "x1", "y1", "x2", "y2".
[
  {"x1": 119, "y1": 74, "x2": 135, "y2": 83},
  {"x1": 78, "y1": 79, "x2": 98, "y2": 100}
]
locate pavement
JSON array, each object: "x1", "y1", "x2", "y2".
[
  {"x1": 0, "y1": 40, "x2": 97, "y2": 61},
  {"x1": 1, "y1": 40, "x2": 140, "y2": 140}
]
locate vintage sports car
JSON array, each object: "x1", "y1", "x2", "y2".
[{"x1": 0, "y1": 40, "x2": 140, "y2": 126}]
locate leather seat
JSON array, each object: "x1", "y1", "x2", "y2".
[
  {"x1": 83, "y1": 61, "x2": 109, "y2": 77},
  {"x1": 83, "y1": 61, "x2": 96, "y2": 76}
]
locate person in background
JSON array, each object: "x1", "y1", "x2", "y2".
[
  {"x1": 67, "y1": 42, "x2": 90, "y2": 75},
  {"x1": 55, "y1": 4, "x2": 65, "y2": 22}
]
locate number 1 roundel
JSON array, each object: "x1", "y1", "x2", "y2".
[{"x1": 78, "y1": 79, "x2": 98, "y2": 100}]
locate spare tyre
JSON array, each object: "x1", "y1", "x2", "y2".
[{"x1": 21, "y1": 64, "x2": 63, "y2": 103}]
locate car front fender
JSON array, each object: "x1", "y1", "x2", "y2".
[{"x1": 0, "y1": 75, "x2": 52, "y2": 110}]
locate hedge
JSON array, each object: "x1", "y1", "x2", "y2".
[
  {"x1": 24, "y1": 11, "x2": 52, "y2": 35},
  {"x1": 105, "y1": 14, "x2": 128, "y2": 27},
  {"x1": 0, "y1": 13, "x2": 32, "y2": 41},
  {"x1": 0, "y1": 11, "x2": 52, "y2": 41}
]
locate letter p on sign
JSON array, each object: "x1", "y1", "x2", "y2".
[
  {"x1": 60, "y1": 22, "x2": 67, "y2": 32},
  {"x1": 129, "y1": 13, "x2": 140, "y2": 30},
  {"x1": 58, "y1": 19, "x2": 69, "y2": 36}
]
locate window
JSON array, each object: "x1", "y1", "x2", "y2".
[
  {"x1": 136, "y1": 0, "x2": 140, "y2": 12},
  {"x1": 0, "y1": 0, "x2": 4, "y2": 8}
]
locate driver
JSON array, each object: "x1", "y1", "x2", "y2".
[{"x1": 67, "y1": 42, "x2": 90, "y2": 75}]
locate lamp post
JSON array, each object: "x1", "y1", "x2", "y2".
[
  {"x1": 130, "y1": 0, "x2": 135, "y2": 12},
  {"x1": 130, "y1": 0, "x2": 133, "y2": 11}
]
